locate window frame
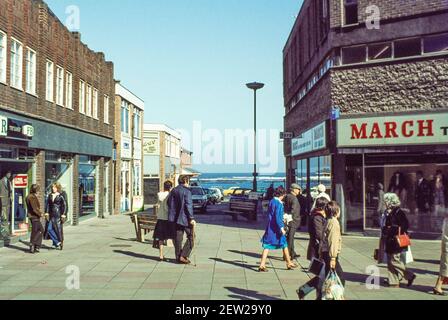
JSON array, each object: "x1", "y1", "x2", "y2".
[
  {"x1": 104, "y1": 94, "x2": 110, "y2": 124},
  {"x1": 45, "y1": 59, "x2": 54, "y2": 102},
  {"x1": 0, "y1": 30, "x2": 6, "y2": 84},
  {"x1": 79, "y1": 80, "x2": 85, "y2": 114},
  {"x1": 10, "y1": 37, "x2": 23, "y2": 91},
  {"x1": 55, "y1": 65, "x2": 64, "y2": 106},
  {"x1": 65, "y1": 71, "x2": 73, "y2": 109},
  {"x1": 86, "y1": 84, "x2": 92, "y2": 117},
  {"x1": 25, "y1": 47, "x2": 36, "y2": 95},
  {"x1": 92, "y1": 88, "x2": 98, "y2": 120},
  {"x1": 393, "y1": 36, "x2": 423, "y2": 59},
  {"x1": 343, "y1": 0, "x2": 359, "y2": 26}
]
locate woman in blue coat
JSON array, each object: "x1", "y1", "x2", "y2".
[{"x1": 258, "y1": 188, "x2": 298, "y2": 272}]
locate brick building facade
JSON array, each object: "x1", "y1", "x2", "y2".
[
  {"x1": 0, "y1": 0, "x2": 115, "y2": 243},
  {"x1": 283, "y1": 0, "x2": 448, "y2": 235}
]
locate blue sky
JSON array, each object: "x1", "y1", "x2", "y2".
[{"x1": 46, "y1": 0, "x2": 303, "y2": 173}]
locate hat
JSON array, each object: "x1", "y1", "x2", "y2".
[
  {"x1": 290, "y1": 183, "x2": 301, "y2": 190},
  {"x1": 317, "y1": 184, "x2": 326, "y2": 193}
]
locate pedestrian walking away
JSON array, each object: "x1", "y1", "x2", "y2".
[
  {"x1": 258, "y1": 187, "x2": 298, "y2": 272},
  {"x1": 307, "y1": 197, "x2": 329, "y2": 261},
  {"x1": 153, "y1": 180, "x2": 176, "y2": 261},
  {"x1": 25, "y1": 184, "x2": 45, "y2": 254},
  {"x1": 284, "y1": 183, "x2": 302, "y2": 259},
  {"x1": 319, "y1": 201, "x2": 345, "y2": 299},
  {"x1": 433, "y1": 211, "x2": 448, "y2": 296},
  {"x1": 44, "y1": 182, "x2": 67, "y2": 251},
  {"x1": 168, "y1": 175, "x2": 197, "y2": 264},
  {"x1": 382, "y1": 193, "x2": 416, "y2": 288}
]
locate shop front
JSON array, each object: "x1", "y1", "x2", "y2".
[
  {"x1": 0, "y1": 115, "x2": 36, "y2": 240},
  {"x1": 132, "y1": 137, "x2": 143, "y2": 212},
  {"x1": 291, "y1": 121, "x2": 332, "y2": 198},
  {"x1": 121, "y1": 134, "x2": 132, "y2": 213},
  {"x1": 337, "y1": 111, "x2": 448, "y2": 235}
]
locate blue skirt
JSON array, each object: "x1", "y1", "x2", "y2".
[{"x1": 262, "y1": 243, "x2": 288, "y2": 250}]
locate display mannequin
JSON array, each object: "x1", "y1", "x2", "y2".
[{"x1": 388, "y1": 171, "x2": 408, "y2": 208}]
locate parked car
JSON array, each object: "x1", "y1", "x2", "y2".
[
  {"x1": 204, "y1": 188, "x2": 220, "y2": 205},
  {"x1": 190, "y1": 186, "x2": 208, "y2": 214},
  {"x1": 209, "y1": 187, "x2": 224, "y2": 201},
  {"x1": 223, "y1": 186, "x2": 240, "y2": 197}
]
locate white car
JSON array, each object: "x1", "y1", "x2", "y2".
[{"x1": 209, "y1": 187, "x2": 224, "y2": 201}]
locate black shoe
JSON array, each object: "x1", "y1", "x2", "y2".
[
  {"x1": 407, "y1": 275, "x2": 417, "y2": 287},
  {"x1": 297, "y1": 289, "x2": 305, "y2": 300},
  {"x1": 35, "y1": 247, "x2": 40, "y2": 253},
  {"x1": 29, "y1": 245, "x2": 35, "y2": 254}
]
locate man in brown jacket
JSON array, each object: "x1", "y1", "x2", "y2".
[{"x1": 26, "y1": 184, "x2": 44, "y2": 253}]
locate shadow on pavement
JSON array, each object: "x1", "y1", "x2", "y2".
[
  {"x1": 414, "y1": 258, "x2": 440, "y2": 265},
  {"x1": 224, "y1": 287, "x2": 283, "y2": 301},
  {"x1": 228, "y1": 249, "x2": 287, "y2": 262},
  {"x1": 113, "y1": 249, "x2": 178, "y2": 264},
  {"x1": 113, "y1": 237, "x2": 139, "y2": 242},
  {"x1": 210, "y1": 257, "x2": 258, "y2": 272}
]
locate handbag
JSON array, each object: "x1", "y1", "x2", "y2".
[
  {"x1": 308, "y1": 257, "x2": 325, "y2": 276},
  {"x1": 396, "y1": 227, "x2": 411, "y2": 248}
]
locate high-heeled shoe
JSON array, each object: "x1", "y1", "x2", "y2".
[
  {"x1": 258, "y1": 266, "x2": 269, "y2": 272},
  {"x1": 433, "y1": 289, "x2": 446, "y2": 296}
]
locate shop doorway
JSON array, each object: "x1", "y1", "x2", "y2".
[
  {"x1": 104, "y1": 163, "x2": 110, "y2": 216},
  {"x1": 345, "y1": 155, "x2": 364, "y2": 230},
  {"x1": 0, "y1": 161, "x2": 35, "y2": 236},
  {"x1": 45, "y1": 153, "x2": 73, "y2": 224},
  {"x1": 121, "y1": 161, "x2": 130, "y2": 213},
  {"x1": 79, "y1": 156, "x2": 98, "y2": 219}
]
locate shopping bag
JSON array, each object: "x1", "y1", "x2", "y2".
[
  {"x1": 308, "y1": 258, "x2": 325, "y2": 276},
  {"x1": 321, "y1": 270, "x2": 345, "y2": 300},
  {"x1": 297, "y1": 276, "x2": 319, "y2": 300},
  {"x1": 443, "y1": 277, "x2": 448, "y2": 285},
  {"x1": 400, "y1": 247, "x2": 414, "y2": 265}
]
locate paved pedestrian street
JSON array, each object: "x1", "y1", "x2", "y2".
[{"x1": 0, "y1": 208, "x2": 447, "y2": 301}]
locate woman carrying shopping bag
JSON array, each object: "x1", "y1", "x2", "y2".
[
  {"x1": 319, "y1": 201, "x2": 345, "y2": 299},
  {"x1": 382, "y1": 193, "x2": 416, "y2": 288}
]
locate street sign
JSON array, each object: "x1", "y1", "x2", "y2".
[{"x1": 280, "y1": 132, "x2": 294, "y2": 139}]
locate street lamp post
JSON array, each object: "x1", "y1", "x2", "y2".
[{"x1": 246, "y1": 82, "x2": 264, "y2": 192}]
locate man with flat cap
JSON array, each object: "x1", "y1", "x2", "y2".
[{"x1": 284, "y1": 183, "x2": 302, "y2": 259}]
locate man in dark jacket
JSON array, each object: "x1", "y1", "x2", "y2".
[
  {"x1": 284, "y1": 184, "x2": 302, "y2": 259},
  {"x1": 168, "y1": 175, "x2": 196, "y2": 264}
]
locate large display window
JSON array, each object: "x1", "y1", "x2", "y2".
[
  {"x1": 45, "y1": 152, "x2": 73, "y2": 223},
  {"x1": 365, "y1": 163, "x2": 448, "y2": 233},
  {"x1": 79, "y1": 156, "x2": 98, "y2": 218}
]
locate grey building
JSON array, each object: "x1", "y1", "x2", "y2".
[{"x1": 283, "y1": 0, "x2": 448, "y2": 235}]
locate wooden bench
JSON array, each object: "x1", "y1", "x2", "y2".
[
  {"x1": 224, "y1": 199, "x2": 258, "y2": 222},
  {"x1": 130, "y1": 210, "x2": 158, "y2": 242}
]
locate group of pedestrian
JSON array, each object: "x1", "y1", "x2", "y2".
[
  {"x1": 152, "y1": 175, "x2": 197, "y2": 264},
  {"x1": 26, "y1": 183, "x2": 67, "y2": 253}
]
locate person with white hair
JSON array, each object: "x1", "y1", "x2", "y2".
[
  {"x1": 382, "y1": 193, "x2": 416, "y2": 288},
  {"x1": 311, "y1": 184, "x2": 331, "y2": 210}
]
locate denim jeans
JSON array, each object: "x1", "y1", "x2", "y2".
[{"x1": 47, "y1": 221, "x2": 60, "y2": 246}]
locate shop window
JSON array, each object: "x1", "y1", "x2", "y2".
[
  {"x1": 341, "y1": 46, "x2": 366, "y2": 64},
  {"x1": 296, "y1": 159, "x2": 307, "y2": 190},
  {"x1": 368, "y1": 42, "x2": 392, "y2": 60},
  {"x1": 424, "y1": 33, "x2": 448, "y2": 54},
  {"x1": 394, "y1": 38, "x2": 422, "y2": 58},
  {"x1": 365, "y1": 164, "x2": 448, "y2": 233},
  {"x1": 344, "y1": 0, "x2": 358, "y2": 25},
  {"x1": 79, "y1": 162, "x2": 97, "y2": 217}
]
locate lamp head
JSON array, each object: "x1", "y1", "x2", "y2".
[{"x1": 246, "y1": 82, "x2": 265, "y2": 90}]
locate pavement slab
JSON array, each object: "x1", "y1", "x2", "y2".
[{"x1": 0, "y1": 208, "x2": 447, "y2": 300}]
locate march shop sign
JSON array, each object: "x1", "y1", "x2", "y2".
[
  {"x1": 291, "y1": 122, "x2": 326, "y2": 156},
  {"x1": 337, "y1": 112, "x2": 448, "y2": 147}
]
